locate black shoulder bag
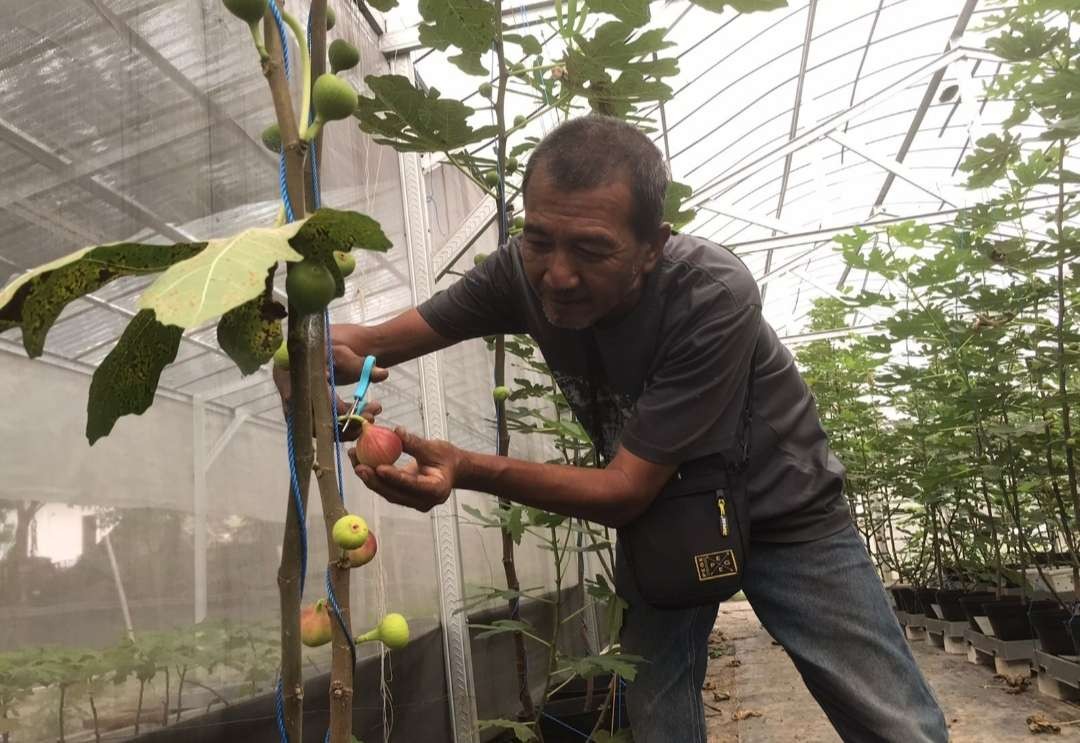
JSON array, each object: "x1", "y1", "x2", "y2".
[{"x1": 615, "y1": 349, "x2": 756, "y2": 610}]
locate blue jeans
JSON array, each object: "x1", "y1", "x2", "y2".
[{"x1": 619, "y1": 524, "x2": 947, "y2": 742}]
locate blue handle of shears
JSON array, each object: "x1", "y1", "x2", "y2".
[{"x1": 352, "y1": 355, "x2": 377, "y2": 412}]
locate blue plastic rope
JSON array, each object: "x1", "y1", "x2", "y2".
[
  {"x1": 268, "y1": 0, "x2": 292, "y2": 78},
  {"x1": 541, "y1": 712, "x2": 590, "y2": 739},
  {"x1": 285, "y1": 404, "x2": 309, "y2": 597}
]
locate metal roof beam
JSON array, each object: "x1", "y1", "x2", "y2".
[
  {"x1": 80, "y1": 0, "x2": 275, "y2": 170},
  {"x1": 828, "y1": 130, "x2": 963, "y2": 207}
]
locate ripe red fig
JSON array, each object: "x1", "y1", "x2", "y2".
[
  {"x1": 355, "y1": 420, "x2": 403, "y2": 467},
  {"x1": 300, "y1": 600, "x2": 332, "y2": 647},
  {"x1": 346, "y1": 530, "x2": 378, "y2": 567}
]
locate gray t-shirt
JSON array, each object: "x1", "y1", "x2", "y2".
[{"x1": 418, "y1": 233, "x2": 851, "y2": 542}]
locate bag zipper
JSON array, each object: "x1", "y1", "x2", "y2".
[{"x1": 717, "y1": 494, "x2": 729, "y2": 537}]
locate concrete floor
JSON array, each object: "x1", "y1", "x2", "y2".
[{"x1": 703, "y1": 600, "x2": 1080, "y2": 742}]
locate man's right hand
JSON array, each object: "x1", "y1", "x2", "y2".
[{"x1": 273, "y1": 335, "x2": 389, "y2": 442}]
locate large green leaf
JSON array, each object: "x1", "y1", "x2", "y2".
[
  {"x1": 477, "y1": 719, "x2": 537, "y2": 742},
  {"x1": 0, "y1": 241, "x2": 205, "y2": 357},
  {"x1": 86, "y1": 310, "x2": 183, "y2": 445},
  {"x1": 139, "y1": 222, "x2": 305, "y2": 329},
  {"x1": 216, "y1": 271, "x2": 286, "y2": 376},
  {"x1": 417, "y1": 0, "x2": 497, "y2": 76},
  {"x1": 366, "y1": 0, "x2": 398, "y2": 10},
  {"x1": 664, "y1": 181, "x2": 698, "y2": 232},
  {"x1": 356, "y1": 74, "x2": 500, "y2": 153},
  {"x1": 690, "y1": 0, "x2": 788, "y2": 11},
  {"x1": 290, "y1": 207, "x2": 392, "y2": 289},
  {"x1": 590, "y1": 0, "x2": 651, "y2": 27}
]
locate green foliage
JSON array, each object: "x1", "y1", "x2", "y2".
[
  {"x1": 86, "y1": 310, "x2": 183, "y2": 445},
  {"x1": 589, "y1": 0, "x2": 652, "y2": 27},
  {"x1": 0, "y1": 241, "x2": 205, "y2": 357},
  {"x1": 690, "y1": 0, "x2": 788, "y2": 11},
  {"x1": 289, "y1": 207, "x2": 391, "y2": 297},
  {"x1": 556, "y1": 652, "x2": 644, "y2": 682},
  {"x1": 366, "y1": 0, "x2": 398, "y2": 10},
  {"x1": 417, "y1": 0, "x2": 498, "y2": 76},
  {"x1": 217, "y1": 277, "x2": 285, "y2": 375},
  {"x1": 139, "y1": 221, "x2": 304, "y2": 329},
  {"x1": 477, "y1": 718, "x2": 538, "y2": 742},
  {"x1": 663, "y1": 181, "x2": 697, "y2": 232},
  {"x1": 356, "y1": 75, "x2": 500, "y2": 152}
]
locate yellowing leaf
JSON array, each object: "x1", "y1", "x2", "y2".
[{"x1": 140, "y1": 222, "x2": 305, "y2": 329}]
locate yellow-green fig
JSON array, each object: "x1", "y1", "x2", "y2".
[
  {"x1": 329, "y1": 39, "x2": 360, "y2": 74},
  {"x1": 356, "y1": 613, "x2": 410, "y2": 650},
  {"x1": 473, "y1": 252, "x2": 488, "y2": 266},
  {"x1": 223, "y1": 0, "x2": 267, "y2": 24},
  {"x1": 332, "y1": 514, "x2": 369, "y2": 550},
  {"x1": 286, "y1": 260, "x2": 336, "y2": 315},
  {"x1": 260, "y1": 122, "x2": 281, "y2": 153},
  {"x1": 272, "y1": 339, "x2": 289, "y2": 370},
  {"x1": 493, "y1": 386, "x2": 510, "y2": 402},
  {"x1": 484, "y1": 171, "x2": 500, "y2": 188},
  {"x1": 334, "y1": 250, "x2": 356, "y2": 277},
  {"x1": 513, "y1": 114, "x2": 527, "y2": 128},
  {"x1": 479, "y1": 82, "x2": 493, "y2": 98},
  {"x1": 313, "y1": 73, "x2": 359, "y2": 123},
  {"x1": 326, "y1": 6, "x2": 336, "y2": 30},
  {"x1": 506, "y1": 156, "x2": 519, "y2": 174}
]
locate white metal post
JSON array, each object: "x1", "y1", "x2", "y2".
[{"x1": 390, "y1": 55, "x2": 481, "y2": 743}]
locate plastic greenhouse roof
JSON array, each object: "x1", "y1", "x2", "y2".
[{"x1": 0, "y1": 0, "x2": 1069, "y2": 430}]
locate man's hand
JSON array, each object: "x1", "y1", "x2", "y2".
[
  {"x1": 350, "y1": 428, "x2": 461, "y2": 512},
  {"x1": 272, "y1": 338, "x2": 388, "y2": 442}
]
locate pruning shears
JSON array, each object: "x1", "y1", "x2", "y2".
[{"x1": 339, "y1": 354, "x2": 377, "y2": 436}]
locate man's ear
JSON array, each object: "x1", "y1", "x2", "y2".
[{"x1": 642, "y1": 223, "x2": 671, "y2": 273}]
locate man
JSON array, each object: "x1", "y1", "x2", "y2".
[{"x1": 280, "y1": 115, "x2": 947, "y2": 742}]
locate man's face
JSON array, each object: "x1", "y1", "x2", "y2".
[{"x1": 520, "y1": 167, "x2": 668, "y2": 330}]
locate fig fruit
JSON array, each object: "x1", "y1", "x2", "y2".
[
  {"x1": 329, "y1": 39, "x2": 360, "y2": 74},
  {"x1": 313, "y1": 73, "x2": 359, "y2": 124},
  {"x1": 506, "y1": 156, "x2": 519, "y2": 174},
  {"x1": 473, "y1": 253, "x2": 488, "y2": 266},
  {"x1": 484, "y1": 171, "x2": 500, "y2": 187},
  {"x1": 334, "y1": 250, "x2": 356, "y2": 277},
  {"x1": 326, "y1": 7, "x2": 336, "y2": 30},
  {"x1": 493, "y1": 386, "x2": 510, "y2": 402},
  {"x1": 513, "y1": 114, "x2": 527, "y2": 128},
  {"x1": 355, "y1": 420, "x2": 403, "y2": 467},
  {"x1": 223, "y1": 0, "x2": 268, "y2": 24},
  {"x1": 479, "y1": 82, "x2": 493, "y2": 98},
  {"x1": 356, "y1": 613, "x2": 410, "y2": 650},
  {"x1": 332, "y1": 514, "x2": 369, "y2": 550},
  {"x1": 346, "y1": 530, "x2": 378, "y2": 567},
  {"x1": 512, "y1": 216, "x2": 525, "y2": 230},
  {"x1": 286, "y1": 260, "x2": 336, "y2": 314},
  {"x1": 273, "y1": 340, "x2": 289, "y2": 369},
  {"x1": 300, "y1": 600, "x2": 332, "y2": 647},
  {"x1": 261, "y1": 122, "x2": 281, "y2": 153}
]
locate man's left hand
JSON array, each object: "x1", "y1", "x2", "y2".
[{"x1": 350, "y1": 428, "x2": 461, "y2": 512}]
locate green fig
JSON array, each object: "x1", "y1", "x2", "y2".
[
  {"x1": 333, "y1": 514, "x2": 369, "y2": 550},
  {"x1": 473, "y1": 253, "x2": 488, "y2": 266},
  {"x1": 326, "y1": 6, "x2": 336, "y2": 30},
  {"x1": 329, "y1": 39, "x2": 360, "y2": 74},
  {"x1": 260, "y1": 122, "x2": 281, "y2": 153},
  {"x1": 484, "y1": 171, "x2": 500, "y2": 188},
  {"x1": 223, "y1": 0, "x2": 268, "y2": 24},
  {"x1": 512, "y1": 216, "x2": 525, "y2": 230},
  {"x1": 334, "y1": 250, "x2": 356, "y2": 277},
  {"x1": 493, "y1": 386, "x2": 510, "y2": 402},
  {"x1": 313, "y1": 73, "x2": 359, "y2": 124},
  {"x1": 479, "y1": 82, "x2": 493, "y2": 98},
  {"x1": 506, "y1": 156, "x2": 519, "y2": 174},
  {"x1": 286, "y1": 260, "x2": 336, "y2": 315},
  {"x1": 356, "y1": 613, "x2": 410, "y2": 650},
  {"x1": 513, "y1": 114, "x2": 527, "y2": 128},
  {"x1": 273, "y1": 340, "x2": 289, "y2": 370}
]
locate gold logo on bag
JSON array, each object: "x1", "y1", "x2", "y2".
[{"x1": 695, "y1": 550, "x2": 738, "y2": 581}]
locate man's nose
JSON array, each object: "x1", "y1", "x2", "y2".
[{"x1": 544, "y1": 249, "x2": 580, "y2": 291}]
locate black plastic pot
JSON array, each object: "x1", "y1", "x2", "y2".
[
  {"x1": 935, "y1": 590, "x2": 968, "y2": 622},
  {"x1": 894, "y1": 586, "x2": 917, "y2": 613},
  {"x1": 984, "y1": 599, "x2": 1035, "y2": 641},
  {"x1": 916, "y1": 588, "x2": 940, "y2": 619},
  {"x1": 959, "y1": 592, "x2": 998, "y2": 633},
  {"x1": 1030, "y1": 603, "x2": 1075, "y2": 655}
]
